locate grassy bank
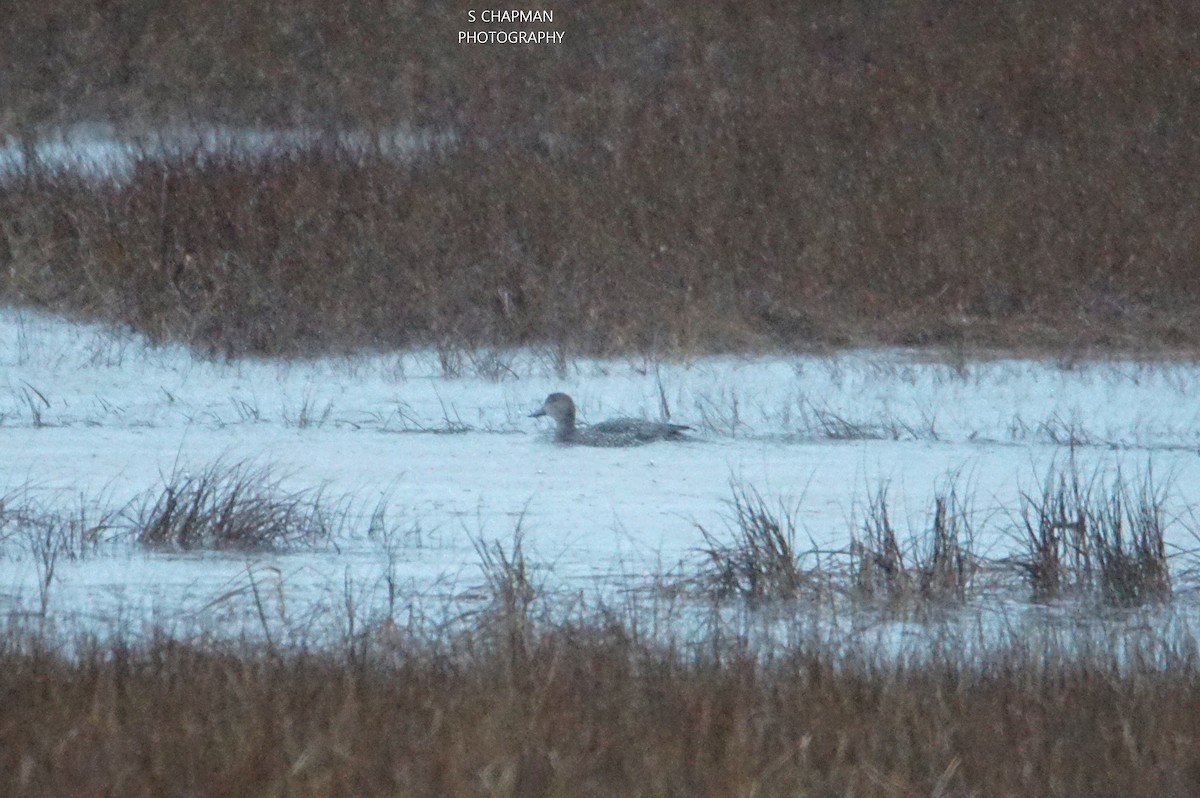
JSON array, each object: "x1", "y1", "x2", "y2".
[
  {"x1": 2, "y1": 610, "x2": 1199, "y2": 797},
  {"x1": 2, "y1": 0, "x2": 1198, "y2": 357}
]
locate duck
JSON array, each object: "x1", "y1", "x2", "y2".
[{"x1": 529, "y1": 392, "x2": 691, "y2": 446}]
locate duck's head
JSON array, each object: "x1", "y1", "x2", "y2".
[{"x1": 529, "y1": 392, "x2": 577, "y2": 428}]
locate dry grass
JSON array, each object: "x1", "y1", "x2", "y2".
[
  {"x1": 852, "y1": 477, "x2": 979, "y2": 606},
  {"x1": 2, "y1": 456, "x2": 1199, "y2": 793},
  {"x1": 2, "y1": 0, "x2": 1199, "y2": 357},
  {"x1": 0, "y1": 488, "x2": 116, "y2": 561},
  {"x1": 696, "y1": 481, "x2": 812, "y2": 602},
  {"x1": 130, "y1": 461, "x2": 337, "y2": 551},
  {"x1": 1015, "y1": 458, "x2": 1173, "y2": 606},
  {"x1": 2, "y1": 458, "x2": 1183, "y2": 607},
  {"x1": 1, "y1": 612, "x2": 1199, "y2": 797},
  {"x1": 852, "y1": 482, "x2": 907, "y2": 601},
  {"x1": 916, "y1": 481, "x2": 978, "y2": 603}
]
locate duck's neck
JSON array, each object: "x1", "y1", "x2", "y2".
[{"x1": 555, "y1": 409, "x2": 576, "y2": 441}]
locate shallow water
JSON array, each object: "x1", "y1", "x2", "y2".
[{"x1": 2, "y1": 309, "x2": 1200, "y2": 647}]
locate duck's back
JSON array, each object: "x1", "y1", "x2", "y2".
[{"x1": 588, "y1": 417, "x2": 691, "y2": 443}]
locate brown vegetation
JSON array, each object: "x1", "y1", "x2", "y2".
[
  {"x1": 131, "y1": 461, "x2": 338, "y2": 551},
  {"x1": 0, "y1": 462, "x2": 1195, "y2": 794},
  {"x1": 2, "y1": 0, "x2": 1199, "y2": 356},
  {"x1": 1, "y1": 616, "x2": 1198, "y2": 797},
  {"x1": 0, "y1": 458, "x2": 1181, "y2": 608}
]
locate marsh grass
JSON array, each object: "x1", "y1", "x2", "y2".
[
  {"x1": 282, "y1": 393, "x2": 334, "y2": 429},
  {"x1": 2, "y1": 605, "x2": 1200, "y2": 797},
  {"x1": 130, "y1": 461, "x2": 336, "y2": 551},
  {"x1": 804, "y1": 403, "x2": 888, "y2": 441},
  {"x1": 2, "y1": 459, "x2": 1200, "y2": 793},
  {"x1": 915, "y1": 479, "x2": 978, "y2": 603},
  {"x1": 852, "y1": 482, "x2": 906, "y2": 602},
  {"x1": 694, "y1": 466, "x2": 1180, "y2": 611},
  {"x1": 0, "y1": 488, "x2": 116, "y2": 562},
  {"x1": 851, "y1": 480, "x2": 980, "y2": 607},
  {"x1": 0, "y1": 489, "x2": 118, "y2": 623},
  {"x1": 1088, "y1": 469, "x2": 1173, "y2": 607},
  {"x1": 473, "y1": 522, "x2": 537, "y2": 620},
  {"x1": 3, "y1": 1, "x2": 1199, "y2": 358},
  {"x1": 17, "y1": 382, "x2": 50, "y2": 428},
  {"x1": 1015, "y1": 459, "x2": 1174, "y2": 606},
  {"x1": 696, "y1": 482, "x2": 818, "y2": 602},
  {"x1": 1017, "y1": 462, "x2": 1093, "y2": 600}
]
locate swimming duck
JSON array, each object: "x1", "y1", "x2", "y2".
[{"x1": 529, "y1": 392, "x2": 691, "y2": 446}]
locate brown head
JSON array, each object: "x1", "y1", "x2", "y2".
[{"x1": 529, "y1": 392, "x2": 577, "y2": 439}]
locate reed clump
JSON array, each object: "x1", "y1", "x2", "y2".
[
  {"x1": 130, "y1": 461, "x2": 335, "y2": 551},
  {"x1": 1016, "y1": 460, "x2": 1173, "y2": 606}
]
